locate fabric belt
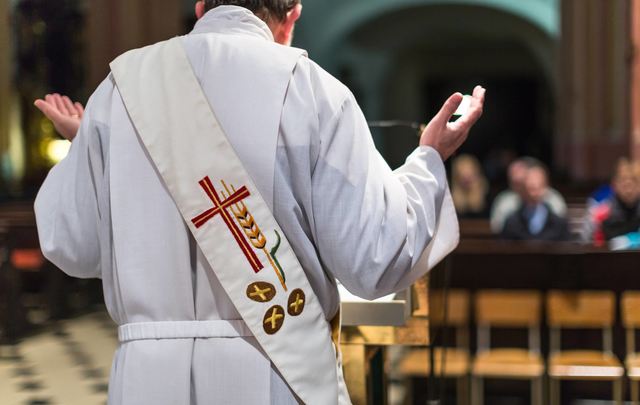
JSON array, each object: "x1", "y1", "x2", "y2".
[{"x1": 118, "y1": 320, "x2": 253, "y2": 343}]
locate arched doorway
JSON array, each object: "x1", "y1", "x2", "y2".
[{"x1": 295, "y1": 0, "x2": 559, "y2": 178}]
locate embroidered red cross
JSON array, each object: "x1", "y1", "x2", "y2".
[{"x1": 191, "y1": 176, "x2": 264, "y2": 273}]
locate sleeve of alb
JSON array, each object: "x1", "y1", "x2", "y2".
[
  {"x1": 311, "y1": 91, "x2": 457, "y2": 300},
  {"x1": 34, "y1": 91, "x2": 109, "y2": 279}
]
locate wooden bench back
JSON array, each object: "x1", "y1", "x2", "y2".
[
  {"x1": 547, "y1": 290, "x2": 615, "y2": 328},
  {"x1": 475, "y1": 290, "x2": 541, "y2": 327},
  {"x1": 622, "y1": 291, "x2": 640, "y2": 328},
  {"x1": 429, "y1": 290, "x2": 469, "y2": 326}
]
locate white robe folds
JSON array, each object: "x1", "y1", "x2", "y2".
[{"x1": 34, "y1": 6, "x2": 458, "y2": 404}]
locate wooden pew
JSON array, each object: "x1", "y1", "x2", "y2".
[
  {"x1": 426, "y1": 236, "x2": 639, "y2": 402},
  {"x1": 0, "y1": 201, "x2": 106, "y2": 346},
  {"x1": 0, "y1": 203, "x2": 39, "y2": 348}
]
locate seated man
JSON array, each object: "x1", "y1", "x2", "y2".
[
  {"x1": 501, "y1": 165, "x2": 570, "y2": 241},
  {"x1": 490, "y1": 157, "x2": 566, "y2": 234}
]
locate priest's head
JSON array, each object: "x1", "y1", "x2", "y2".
[{"x1": 195, "y1": 0, "x2": 302, "y2": 46}]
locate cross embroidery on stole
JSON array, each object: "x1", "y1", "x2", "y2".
[{"x1": 191, "y1": 176, "x2": 264, "y2": 273}]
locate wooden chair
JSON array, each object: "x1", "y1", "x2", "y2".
[
  {"x1": 547, "y1": 290, "x2": 623, "y2": 405},
  {"x1": 399, "y1": 290, "x2": 470, "y2": 405},
  {"x1": 471, "y1": 290, "x2": 544, "y2": 405},
  {"x1": 622, "y1": 292, "x2": 640, "y2": 404}
]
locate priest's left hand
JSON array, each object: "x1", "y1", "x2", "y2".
[
  {"x1": 420, "y1": 85, "x2": 485, "y2": 161},
  {"x1": 34, "y1": 94, "x2": 84, "y2": 142}
]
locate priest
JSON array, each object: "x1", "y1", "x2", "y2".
[{"x1": 33, "y1": 1, "x2": 485, "y2": 403}]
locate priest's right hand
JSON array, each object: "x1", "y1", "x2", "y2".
[
  {"x1": 419, "y1": 85, "x2": 486, "y2": 161},
  {"x1": 34, "y1": 93, "x2": 84, "y2": 142}
]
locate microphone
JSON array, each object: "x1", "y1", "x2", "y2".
[
  {"x1": 368, "y1": 94, "x2": 472, "y2": 136},
  {"x1": 367, "y1": 120, "x2": 425, "y2": 137}
]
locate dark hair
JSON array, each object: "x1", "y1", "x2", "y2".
[{"x1": 203, "y1": 0, "x2": 300, "y2": 22}]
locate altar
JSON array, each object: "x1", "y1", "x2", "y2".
[{"x1": 339, "y1": 277, "x2": 431, "y2": 405}]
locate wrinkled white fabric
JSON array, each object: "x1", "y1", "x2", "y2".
[{"x1": 34, "y1": 5, "x2": 458, "y2": 404}]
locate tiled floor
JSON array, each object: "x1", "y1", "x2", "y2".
[
  {"x1": 3, "y1": 315, "x2": 625, "y2": 405},
  {"x1": 0, "y1": 312, "x2": 117, "y2": 405}
]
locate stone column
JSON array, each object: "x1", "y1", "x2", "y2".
[
  {"x1": 0, "y1": 1, "x2": 25, "y2": 189},
  {"x1": 557, "y1": 0, "x2": 631, "y2": 181},
  {"x1": 85, "y1": 0, "x2": 183, "y2": 89},
  {"x1": 632, "y1": 0, "x2": 640, "y2": 160},
  {"x1": 0, "y1": 0, "x2": 11, "y2": 156}
]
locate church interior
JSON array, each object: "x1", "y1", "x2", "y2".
[{"x1": 1, "y1": 0, "x2": 640, "y2": 404}]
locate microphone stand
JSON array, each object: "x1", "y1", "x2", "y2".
[{"x1": 368, "y1": 120, "x2": 450, "y2": 405}]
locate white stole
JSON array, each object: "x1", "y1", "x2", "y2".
[{"x1": 110, "y1": 37, "x2": 350, "y2": 404}]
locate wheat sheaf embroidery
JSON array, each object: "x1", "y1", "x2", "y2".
[
  {"x1": 221, "y1": 180, "x2": 288, "y2": 291},
  {"x1": 232, "y1": 201, "x2": 267, "y2": 250}
]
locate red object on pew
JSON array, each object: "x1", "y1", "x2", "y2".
[{"x1": 10, "y1": 249, "x2": 45, "y2": 271}]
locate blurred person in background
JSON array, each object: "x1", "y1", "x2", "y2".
[
  {"x1": 600, "y1": 158, "x2": 640, "y2": 241},
  {"x1": 584, "y1": 158, "x2": 629, "y2": 245},
  {"x1": 490, "y1": 157, "x2": 567, "y2": 234},
  {"x1": 451, "y1": 154, "x2": 489, "y2": 218},
  {"x1": 501, "y1": 165, "x2": 570, "y2": 241}
]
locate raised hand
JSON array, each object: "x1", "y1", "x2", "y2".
[
  {"x1": 420, "y1": 85, "x2": 486, "y2": 161},
  {"x1": 34, "y1": 93, "x2": 85, "y2": 141}
]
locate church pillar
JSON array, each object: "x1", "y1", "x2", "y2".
[
  {"x1": 0, "y1": 0, "x2": 11, "y2": 157},
  {"x1": 557, "y1": 0, "x2": 631, "y2": 181},
  {"x1": 0, "y1": 1, "x2": 25, "y2": 190},
  {"x1": 632, "y1": 0, "x2": 640, "y2": 160},
  {"x1": 85, "y1": 0, "x2": 183, "y2": 89}
]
